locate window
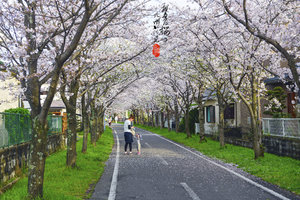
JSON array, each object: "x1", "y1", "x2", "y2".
[
  {"x1": 224, "y1": 103, "x2": 234, "y2": 119},
  {"x1": 206, "y1": 106, "x2": 215, "y2": 123}
]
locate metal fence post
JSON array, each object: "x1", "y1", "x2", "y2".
[
  {"x1": 104, "y1": 110, "x2": 106, "y2": 131},
  {"x1": 262, "y1": 119, "x2": 265, "y2": 135},
  {"x1": 282, "y1": 119, "x2": 285, "y2": 137},
  {"x1": 298, "y1": 120, "x2": 300, "y2": 137},
  {"x1": 268, "y1": 119, "x2": 270, "y2": 134},
  {"x1": 5, "y1": 114, "x2": 9, "y2": 147},
  {"x1": 18, "y1": 113, "x2": 20, "y2": 145}
]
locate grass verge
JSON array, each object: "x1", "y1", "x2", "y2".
[
  {"x1": 136, "y1": 124, "x2": 300, "y2": 195},
  {"x1": 1, "y1": 127, "x2": 114, "y2": 200}
]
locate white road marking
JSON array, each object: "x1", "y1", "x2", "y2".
[
  {"x1": 145, "y1": 142, "x2": 152, "y2": 148},
  {"x1": 108, "y1": 130, "x2": 120, "y2": 200},
  {"x1": 145, "y1": 142, "x2": 168, "y2": 165},
  {"x1": 152, "y1": 133, "x2": 290, "y2": 200},
  {"x1": 180, "y1": 182, "x2": 201, "y2": 200},
  {"x1": 157, "y1": 155, "x2": 169, "y2": 165}
]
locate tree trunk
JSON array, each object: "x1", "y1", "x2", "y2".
[
  {"x1": 82, "y1": 113, "x2": 89, "y2": 153},
  {"x1": 197, "y1": 94, "x2": 206, "y2": 143},
  {"x1": 217, "y1": 88, "x2": 225, "y2": 148},
  {"x1": 136, "y1": 110, "x2": 139, "y2": 124},
  {"x1": 80, "y1": 103, "x2": 84, "y2": 132},
  {"x1": 174, "y1": 99, "x2": 180, "y2": 133},
  {"x1": 252, "y1": 78, "x2": 264, "y2": 159},
  {"x1": 160, "y1": 110, "x2": 164, "y2": 129},
  {"x1": 147, "y1": 110, "x2": 151, "y2": 126},
  {"x1": 60, "y1": 77, "x2": 79, "y2": 167},
  {"x1": 155, "y1": 111, "x2": 159, "y2": 127},
  {"x1": 236, "y1": 75, "x2": 264, "y2": 159},
  {"x1": 28, "y1": 117, "x2": 48, "y2": 199},
  {"x1": 81, "y1": 94, "x2": 88, "y2": 153},
  {"x1": 66, "y1": 108, "x2": 77, "y2": 167},
  {"x1": 98, "y1": 110, "x2": 105, "y2": 139},
  {"x1": 185, "y1": 107, "x2": 191, "y2": 138},
  {"x1": 151, "y1": 111, "x2": 154, "y2": 127},
  {"x1": 167, "y1": 106, "x2": 171, "y2": 132},
  {"x1": 218, "y1": 105, "x2": 225, "y2": 148},
  {"x1": 95, "y1": 115, "x2": 100, "y2": 141},
  {"x1": 90, "y1": 106, "x2": 97, "y2": 146},
  {"x1": 141, "y1": 110, "x2": 145, "y2": 125},
  {"x1": 94, "y1": 111, "x2": 99, "y2": 141}
]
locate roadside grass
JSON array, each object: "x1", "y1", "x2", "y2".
[
  {"x1": 136, "y1": 124, "x2": 300, "y2": 195},
  {"x1": 1, "y1": 127, "x2": 114, "y2": 200}
]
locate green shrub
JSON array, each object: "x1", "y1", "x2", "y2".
[
  {"x1": 178, "y1": 108, "x2": 199, "y2": 134},
  {"x1": 4, "y1": 108, "x2": 30, "y2": 115},
  {"x1": 178, "y1": 118, "x2": 185, "y2": 132},
  {"x1": 264, "y1": 86, "x2": 289, "y2": 118}
]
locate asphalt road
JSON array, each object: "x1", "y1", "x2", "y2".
[{"x1": 90, "y1": 124, "x2": 299, "y2": 200}]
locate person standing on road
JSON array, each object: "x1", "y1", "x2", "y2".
[
  {"x1": 124, "y1": 114, "x2": 135, "y2": 154},
  {"x1": 135, "y1": 132, "x2": 142, "y2": 155},
  {"x1": 115, "y1": 116, "x2": 118, "y2": 124},
  {"x1": 108, "y1": 117, "x2": 112, "y2": 127}
]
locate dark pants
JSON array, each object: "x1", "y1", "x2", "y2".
[
  {"x1": 124, "y1": 132, "x2": 133, "y2": 152},
  {"x1": 125, "y1": 142, "x2": 132, "y2": 152}
]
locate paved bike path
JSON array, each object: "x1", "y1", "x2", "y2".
[{"x1": 90, "y1": 124, "x2": 299, "y2": 200}]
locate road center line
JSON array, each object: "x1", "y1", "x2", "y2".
[
  {"x1": 157, "y1": 155, "x2": 169, "y2": 165},
  {"x1": 150, "y1": 132, "x2": 290, "y2": 200},
  {"x1": 145, "y1": 142, "x2": 168, "y2": 165},
  {"x1": 145, "y1": 142, "x2": 152, "y2": 148},
  {"x1": 180, "y1": 182, "x2": 201, "y2": 200},
  {"x1": 108, "y1": 130, "x2": 120, "y2": 200}
]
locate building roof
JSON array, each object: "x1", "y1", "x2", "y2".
[
  {"x1": 203, "y1": 89, "x2": 216, "y2": 101},
  {"x1": 23, "y1": 100, "x2": 66, "y2": 110},
  {"x1": 50, "y1": 100, "x2": 66, "y2": 109},
  {"x1": 263, "y1": 77, "x2": 283, "y2": 85}
]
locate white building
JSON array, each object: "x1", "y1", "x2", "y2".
[{"x1": 0, "y1": 77, "x2": 21, "y2": 112}]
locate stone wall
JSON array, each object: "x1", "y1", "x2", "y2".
[
  {"x1": 207, "y1": 134, "x2": 300, "y2": 160},
  {"x1": 0, "y1": 134, "x2": 61, "y2": 184},
  {"x1": 263, "y1": 135, "x2": 300, "y2": 159}
]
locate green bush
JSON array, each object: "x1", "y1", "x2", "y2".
[
  {"x1": 178, "y1": 108, "x2": 199, "y2": 134},
  {"x1": 4, "y1": 108, "x2": 30, "y2": 115},
  {"x1": 178, "y1": 118, "x2": 185, "y2": 132},
  {"x1": 264, "y1": 86, "x2": 289, "y2": 118},
  {"x1": 3, "y1": 108, "x2": 31, "y2": 145}
]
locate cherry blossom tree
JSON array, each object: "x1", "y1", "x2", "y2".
[
  {"x1": 60, "y1": 34, "x2": 148, "y2": 164},
  {"x1": 0, "y1": 0, "x2": 132, "y2": 198},
  {"x1": 193, "y1": 0, "x2": 270, "y2": 158},
  {"x1": 186, "y1": 15, "x2": 234, "y2": 146},
  {"x1": 221, "y1": 0, "x2": 300, "y2": 90}
]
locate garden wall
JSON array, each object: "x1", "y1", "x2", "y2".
[
  {"x1": 0, "y1": 134, "x2": 61, "y2": 184},
  {"x1": 207, "y1": 134, "x2": 300, "y2": 160},
  {"x1": 263, "y1": 136, "x2": 300, "y2": 159}
]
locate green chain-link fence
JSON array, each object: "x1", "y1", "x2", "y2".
[
  {"x1": 0, "y1": 113, "x2": 62, "y2": 148},
  {"x1": 47, "y1": 115, "x2": 63, "y2": 136}
]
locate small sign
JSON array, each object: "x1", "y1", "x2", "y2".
[
  {"x1": 152, "y1": 44, "x2": 160, "y2": 57},
  {"x1": 152, "y1": 3, "x2": 169, "y2": 57}
]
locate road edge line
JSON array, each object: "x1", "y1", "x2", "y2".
[
  {"x1": 108, "y1": 130, "x2": 120, "y2": 200},
  {"x1": 180, "y1": 182, "x2": 201, "y2": 200},
  {"x1": 152, "y1": 133, "x2": 290, "y2": 200}
]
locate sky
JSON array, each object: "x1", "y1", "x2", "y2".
[
  {"x1": 142, "y1": 0, "x2": 199, "y2": 39},
  {"x1": 147, "y1": 0, "x2": 198, "y2": 8}
]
